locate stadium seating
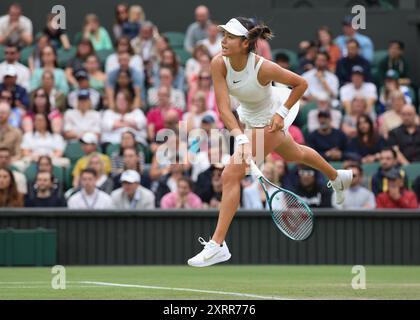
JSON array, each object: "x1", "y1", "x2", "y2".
[
  {"x1": 173, "y1": 47, "x2": 192, "y2": 66},
  {"x1": 63, "y1": 142, "x2": 86, "y2": 164},
  {"x1": 362, "y1": 162, "x2": 381, "y2": 177},
  {"x1": 18, "y1": 45, "x2": 34, "y2": 67},
  {"x1": 163, "y1": 31, "x2": 185, "y2": 49},
  {"x1": 0, "y1": 44, "x2": 4, "y2": 61},
  {"x1": 24, "y1": 162, "x2": 64, "y2": 183},
  {"x1": 105, "y1": 143, "x2": 152, "y2": 164},
  {"x1": 96, "y1": 49, "x2": 115, "y2": 69},
  {"x1": 271, "y1": 48, "x2": 299, "y2": 71},
  {"x1": 57, "y1": 46, "x2": 77, "y2": 69},
  {"x1": 402, "y1": 163, "x2": 420, "y2": 187}
]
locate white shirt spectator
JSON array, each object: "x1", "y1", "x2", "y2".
[
  {"x1": 0, "y1": 14, "x2": 32, "y2": 45},
  {"x1": 13, "y1": 170, "x2": 27, "y2": 195},
  {"x1": 307, "y1": 109, "x2": 343, "y2": 133},
  {"x1": 0, "y1": 61, "x2": 30, "y2": 91},
  {"x1": 332, "y1": 186, "x2": 376, "y2": 209},
  {"x1": 67, "y1": 89, "x2": 101, "y2": 110},
  {"x1": 64, "y1": 109, "x2": 101, "y2": 136},
  {"x1": 340, "y1": 82, "x2": 377, "y2": 104},
  {"x1": 197, "y1": 37, "x2": 222, "y2": 57},
  {"x1": 105, "y1": 53, "x2": 144, "y2": 74},
  {"x1": 302, "y1": 68, "x2": 339, "y2": 100},
  {"x1": 111, "y1": 186, "x2": 155, "y2": 209},
  {"x1": 101, "y1": 108, "x2": 147, "y2": 145},
  {"x1": 147, "y1": 87, "x2": 186, "y2": 110},
  {"x1": 21, "y1": 131, "x2": 65, "y2": 155},
  {"x1": 67, "y1": 188, "x2": 114, "y2": 209}
]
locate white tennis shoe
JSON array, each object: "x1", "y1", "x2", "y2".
[
  {"x1": 327, "y1": 169, "x2": 353, "y2": 205},
  {"x1": 188, "y1": 237, "x2": 231, "y2": 267}
]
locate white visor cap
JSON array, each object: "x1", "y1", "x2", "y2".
[{"x1": 218, "y1": 18, "x2": 249, "y2": 37}]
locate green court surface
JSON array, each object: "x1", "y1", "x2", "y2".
[{"x1": 1, "y1": 265, "x2": 420, "y2": 300}]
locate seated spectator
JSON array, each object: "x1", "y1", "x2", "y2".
[
  {"x1": 67, "y1": 168, "x2": 113, "y2": 209},
  {"x1": 24, "y1": 171, "x2": 66, "y2": 207},
  {"x1": 0, "y1": 101, "x2": 22, "y2": 161},
  {"x1": 292, "y1": 165, "x2": 332, "y2": 208},
  {"x1": 26, "y1": 155, "x2": 63, "y2": 197},
  {"x1": 187, "y1": 70, "x2": 217, "y2": 113},
  {"x1": 379, "y1": 69, "x2": 413, "y2": 109},
  {"x1": 332, "y1": 164, "x2": 375, "y2": 209},
  {"x1": 111, "y1": 170, "x2": 155, "y2": 209},
  {"x1": 30, "y1": 45, "x2": 69, "y2": 95},
  {"x1": 297, "y1": 41, "x2": 317, "y2": 74},
  {"x1": 339, "y1": 65, "x2": 377, "y2": 115},
  {"x1": 0, "y1": 147, "x2": 26, "y2": 194},
  {"x1": 378, "y1": 91, "x2": 406, "y2": 139},
  {"x1": 243, "y1": 162, "x2": 279, "y2": 209},
  {"x1": 65, "y1": 38, "x2": 95, "y2": 88},
  {"x1": 85, "y1": 54, "x2": 106, "y2": 95},
  {"x1": 112, "y1": 3, "x2": 129, "y2": 39},
  {"x1": 377, "y1": 40, "x2": 410, "y2": 86},
  {"x1": 101, "y1": 89, "x2": 147, "y2": 145},
  {"x1": 153, "y1": 162, "x2": 188, "y2": 205},
  {"x1": 347, "y1": 114, "x2": 385, "y2": 163},
  {"x1": 43, "y1": 13, "x2": 71, "y2": 50},
  {"x1": 147, "y1": 67, "x2": 186, "y2": 110},
  {"x1": 0, "y1": 89, "x2": 22, "y2": 129},
  {"x1": 22, "y1": 88, "x2": 62, "y2": 134},
  {"x1": 194, "y1": 162, "x2": 224, "y2": 208},
  {"x1": 39, "y1": 70, "x2": 66, "y2": 113},
  {"x1": 0, "y1": 43, "x2": 30, "y2": 90},
  {"x1": 370, "y1": 147, "x2": 408, "y2": 195},
  {"x1": 274, "y1": 52, "x2": 291, "y2": 70},
  {"x1": 71, "y1": 132, "x2": 111, "y2": 188},
  {"x1": 336, "y1": 39, "x2": 371, "y2": 86},
  {"x1": 413, "y1": 176, "x2": 420, "y2": 205},
  {"x1": 146, "y1": 86, "x2": 183, "y2": 143},
  {"x1": 183, "y1": 91, "x2": 218, "y2": 132},
  {"x1": 0, "y1": 3, "x2": 33, "y2": 46},
  {"x1": 308, "y1": 110, "x2": 347, "y2": 161},
  {"x1": 197, "y1": 22, "x2": 222, "y2": 57},
  {"x1": 82, "y1": 14, "x2": 113, "y2": 51},
  {"x1": 334, "y1": 16, "x2": 374, "y2": 62},
  {"x1": 376, "y1": 168, "x2": 418, "y2": 209},
  {"x1": 317, "y1": 26, "x2": 341, "y2": 73},
  {"x1": 63, "y1": 89, "x2": 101, "y2": 141},
  {"x1": 124, "y1": 5, "x2": 144, "y2": 40},
  {"x1": 0, "y1": 167, "x2": 23, "y2": 207},
  {"x1": 185, "y1": 45, "x2": 211, "y2": 84},
  {"x1": 67, "y1": 69, "x2": 101, "y2": 110},
  {"x1": 0, "y1": 64, "x2": 29, "y2": 112},
  {"x1": 160, "y1": 176, "x2": 203, "y2": 209},
  {"x1": 84, "y1": 154, "x2": 114, "y2": 194},
  {"x1": 387, "y1": 105, "x2": 420, "y2": 164},
  {"x1": 184, "y1": 5, "x2": 211, "y2": 53},
  {"x1": 307, "y1": 95, "x2": 342, "y2": 133},
  {"x1": 302, "y1": 52, "x2": 339, "y2": 104},
  {"x1": 341, "y1": 97, "x2": 372, "y2": 139},
  {"x1": 105, "y1": 36, "x2": 143, "y2": 74},
  {"x1": 131, "y1": 21, "x2": 158, "y2": 62},
  {"x1": 28, "y1": 34, "x2": 50, "y2": 73},
  {"x1": 106, "y1": 51, "x2": 145, "y2": 109},
  {"x1": 18, "y1": 113, "x2": 68, "y2": 170},
  {"x1": 153, "y1": 49, "x2": 186, "y2": 92}
]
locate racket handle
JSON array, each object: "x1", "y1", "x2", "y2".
[{"x1": 249, "y1": 160, "x2": 263, "y2": 179}]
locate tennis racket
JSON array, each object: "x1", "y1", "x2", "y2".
[{"x1": 249, "y1": 160, "x2": 314, "y2": 241}]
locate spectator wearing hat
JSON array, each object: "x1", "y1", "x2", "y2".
[
  {"x1": 332, "y1": 164, "x2": 375, "y2": 209},
  {"x1": 379, "y1": 69, "x2": 413, "y2": 109},
  {"x1": 387, "y1": 104, "x2": 420, "y2": 164},
  {"x1": 184, "y1": 5, "x2": 211, "y2": 53},
  {"x1": 336, "y1": 39, "x2": 372, "y2": 86},
  {"x1": 291, "y1": 165, "x2": 332, "y2": 208},
  {"x1": 308, "y1": 109, "x2": 348, "y2": 161},
  {"x1": 0, "y1": 64, "x2": 29, "y2": 111},
  {"x1": 67, "y1": 168, "x2": 114, "y2": 209},
  {"x1": 0, "y1": 43, "x2": 30, "y2": 90},
  {"x1": 111, "y1": 170, "x2": 155, "y2": 209},
  {"x1": 335, "y1": 15, "x2": 374, "y2": 62},
  {"x1": 0, "y1": 3, "x2": 33, "y2": 46},
  {"x1": 307, "y1": 94, "x2": 342, "y2": 133},
  {"x1": 377, "y1": 40, "x2": 410, "y2": 87},
  {"x1": 376, "y1": 168, "x2": 418, "y2": 209},
  {"x1": 67, "y1": 69, "x2": 101, "y2": 110},
  {"x1": 302, "y1": 52, "x2": 339, "y2": 104},
  {"x1": 63, "y1": 89, "x2": 101, "y2": 141},
  {"x1": 160, "y1": 176, "x2": 203, "y2": 209},
  {"x1": 24, "y1": 171, "x2": 66, "y2": 207},
  {"x1": 71, "y1": 132, "x2": 111, "y2": 188},
  {"x1": 339, "y1": 65, "x2": 377, "y2": 115},
  {"x1": 0, "y1": 101, "x2": 22, "y2": 162}
]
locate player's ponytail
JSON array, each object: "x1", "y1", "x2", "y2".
[{"x1": 235, "y1": 17, "x2": 274, "y2": 53}]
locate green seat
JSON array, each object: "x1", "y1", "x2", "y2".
[
  {"x1": 297, "y1": 101, "x2": 318, "y2": 128},
  {"x1": 402, "y1": 163, "x2": 420, "y2": 186},
  {"x1": 362, "y1": 162, "x2": 380, "y2": 177},
  {"x1": 163, "y1": 31, "x2": 185, "y2": 49},
  {"x1": 19, "y1": 45, "x2": 34, "y2": 67},
  {"x1": 24, "y1": 162, "x2": 64, "y2": 183},
  {"x1": 271, "y1": 48, "x2": 299, "y2": 72},
  {"x1": 57, "y1": 46, "x2": 77, "y2": 68},
  {"x1": 330, "y1": 162, "x2": 343, "y2": 170},
  {"x1": 173, "y1": 48, "x2": 192, "y2": 66},
  {"x1": 372, "y1": 50, "x2": 388, "y2": 69},
  {"x1": 106, "y1": 143, "x2": 153, "y2": 164},
  {"x1": 0, "y1": 44, "x2": 4, "y2": 61},
  {"x1": 64, "y1": 142, "x2": 85, "y2": 164},
  {"x1": 73, "y1": 32, "x2": 83, "y2": 45},
  {"x1": 96, "y1": 49, "x2": 114, "y2": 68}
]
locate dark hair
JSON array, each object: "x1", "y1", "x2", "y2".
[
  {"x1": 316, "y1": 51, "x2": 330, "y2": 62},
  {"x1": 34, "y1": 112, "x2": 52, "y2": 134},
  {"x1": 356, "y1": 114, "x2": 378, "y2": 147},
  {"x1": 0, "y1": 147, "x2": 11, "y2": 154},
  {"x1": 115, "y1": 36, "x2": 134, "y2": 55},
  {"x1": 317, "y1": 26, "x2": 334, "y2": 46},
  {"x1": 389, "y1": 40, "x2": 404, "y2": 50},
  {"x1": 30, "y1": 88, "x2": 51, "y2": 115},
  {"x1": 5, "y1": 42, "x2": 20, "y2": 51},
  {"x1": 235, "y1": 17, "x2": 274, "y2": 53},
  {"x1": 346, "y1": 39, "x2": 360, "y2": 48},
  {"x1": 76, "y1": 39, "x2": 95, "y2": 58},
  {"x1": 161, "y1": 48, "x2": 180, "y2": 76},
  {"x1": 275, "y1": 52, "x2": 289, "y2": 63},
  {"x1": 0, "y1": 89, "x2": 15, "y2": 108},
  {"x1": 178, "y1": 176, "x2": 193, "y2": 190},
  {"x1": 120, "y1": 132, "x2": 138, "y2": 155},
  {"x1": 381, "y1": 146, "x2": 397, "y2": 159},
  {"x1": 35, "y1": 170, "x2": 53, "y2": 182},
  {"x1": 115, "y1": 71, "x2": 135, "y2": 101},
  {"x1": 114, "y1": 3, "x2": 129, "y2": 24},
  {"x1": 0, "y1": 167, "x2": 22, "y2": 207},
  {"x1": 37, "y1": 155, "x2": 53, "y2": 172},
  {"x1": 81, "y1": 167, "x2": 97, "y2": 178},
  {"x1": 40, "y1": 45, "x2": 58, "y2": 68}
]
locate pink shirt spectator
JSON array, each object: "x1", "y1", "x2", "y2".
[
  {"x1": 160, "y1": 192, "x2": 203, "y2": 209},
  {"x1": 146, "y1": 107, "x2": 183, "y2": 133}
]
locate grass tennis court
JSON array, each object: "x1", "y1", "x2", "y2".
[{"x1": 1, "y1": 265, "x2": 420, "y2": 300}]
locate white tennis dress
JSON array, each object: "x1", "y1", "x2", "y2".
[{"x1": 223, "y1": 52, "x2": 300, "y2": 131}]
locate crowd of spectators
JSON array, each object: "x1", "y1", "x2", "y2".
[{"x1": 0, "y1": 3, "x2": 419, "y2": 210}]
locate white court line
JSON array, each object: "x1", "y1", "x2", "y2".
[{"x1": 79, "y1": 281, "x2": 292, "y2": 300}]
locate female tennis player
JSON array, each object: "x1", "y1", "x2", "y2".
[{"x1": 188, "y1": 17, "x2": 353, "y2": 267}]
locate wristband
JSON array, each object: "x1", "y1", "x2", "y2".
[
  {"x1": 276, "y1": 105, "x2": 290, "y2": 119},
  {"x1": 235, "y1": 134, "x2": 250, "y2": 145}
]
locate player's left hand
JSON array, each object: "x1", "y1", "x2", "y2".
[{"x1": 269, "y1": 114, "x2": 284, "y2": 132}]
